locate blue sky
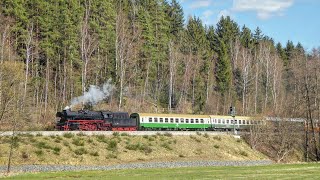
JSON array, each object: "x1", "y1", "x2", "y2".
[{"x1": 179, "y1": 0, "x2": 320, "y2": 50}]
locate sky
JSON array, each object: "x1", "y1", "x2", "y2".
[{"x1": 178, "y1": 0, "x2": 320, "y2": 51}]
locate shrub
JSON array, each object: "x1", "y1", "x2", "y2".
[
  {"x1": 190, "y1": 135, "x2": 201, "y2": 143},
  {"x1": 213, "y1": 136, "x2": 222, "y2": 141},
  {"x1": 148, "y1": 137, "x2": 155, "y2": 141},
  {"x1": 34, "y1": 150, "x2": 44, "y2": 156},
  {"x1": 152, "y1": 134, "x2": 158, "y2": 138},
  {"x1": 96, "y1": 135, "x2": 108, "y2": 143},
  {"x1": 112, "y1": 132, "x2": 120, "y2": 137},
  {"x1": 214, "y1": 145, "x2": 220, "y2": 149},
  {"x1": 90, "y1": 151, "x2": 99, "y2": 157},
  {"x1": 139, "y1": 144, "x2": 152, "y2": 155},
  {"x1": 54, "y1": 139, "x2": 61, "y2": 143},
  {"x1": 106, "y1": 153, "x2": 117, "y2": 159},
  {"x1": 36, "y1": 141, "x2": 52, "y2": 149},
  {"x1": 12, "y1": 137, "x2": 20, "y2": 148},
  {"x1": 72, "y1": 138, "x2": 85, "y2": 146},
  {"x1": 161, "y1": 143, "x2": 172, "y2": 150},
  {"x1": 63, "y1": 141, "x2": 70, "y2": 147},
  {"x1": 53, "y1": 146, "x2": 61, "y2": 155},
  {"x1": 36, "y1": 133, "x2": 43, "y2": 137},
  {"x1": 125, "y1": 143, "x2": 152, "y2": 154},
  {"x1": 107, "y1": 140, "x2": 118, "y2": 152},
  {"x1": 77, "y1": 132, "x2": 86, "y2": 136},
  {"x1": 203, "y1": 133, "x2": 209, "y2": 138},
  {"x1": 125, "y1": 143, "x2": 140, "y2": 151},
  {"x1": 21, "y1": 151, "x2": 29, "y2": 159},
  {"x1": 236, "y1": 139, "x2": 242, "y2": 143},
  {"x1": 179, "y1": 154, "x2": 185, "y2": 158},
  {"x1": 240, "y1": 151, "x2": 248, "y2": 157},
  {"x1": 49, "y1": 135, "x2": 56, "y2": 139},
  {"x1": 163, "y1": 132, "x2": 173, "y2": 137},
  {"x1": 74, "y1": 148, "x2": 88, "y2": 155},
  {"x1": 196, "y1": 131, "x2": 202, "y2": 136},
  {"x1": 87, "y1": 139, "x2": 94, "y2": 144},
  {"x1": 120, "y1": 132, "x2": 129, "y2": 136},
  {"x1": 143, "y1": 135, "x2": 149, "y2": 139},
  {"x1": 63, "y1": 133, "x2": 74, "y2": 138}
]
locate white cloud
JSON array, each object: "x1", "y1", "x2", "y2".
[
  {"x1": 203, "y1": 10, "x2": 214, "y2": 18},
  {"x1": 201, "y1": 10, "x2": 215, "y2": 25},
  {"x1": 233, "y1": 0, "x2": 294, "y2": 19},
  {"x1": 190, "y1": 0, "x2": 212, "y2": 9},
  {"x1": 217, "y1": 9, "x2": 231, "y2": 20}
]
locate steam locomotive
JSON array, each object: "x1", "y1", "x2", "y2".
[{"x1": 55, "y1": 108, "x2": 137, "y2": 131}]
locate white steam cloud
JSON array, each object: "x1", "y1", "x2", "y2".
[{"x1": 69, "y1": 79, "x2": 114, "y2": 108}]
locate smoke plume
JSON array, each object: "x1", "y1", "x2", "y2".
[{"x1": 69, "y1": 79, "x2": 114, "y2": 108}]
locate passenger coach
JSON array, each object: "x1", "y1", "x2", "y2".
[
  {"x1": 130, "y1": 113, "x2": 211, "y2": 130},
  {"x1": 130, "y1": 113, "x2": 261, "y2": 131}
]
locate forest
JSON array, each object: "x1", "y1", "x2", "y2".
[{"x1": 0, "y1": 0, "x2": 319, "y2": 130}]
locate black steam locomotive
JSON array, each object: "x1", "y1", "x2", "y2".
[{"x1": 55, "y1": 108, "x2": 137, "y2": 131}]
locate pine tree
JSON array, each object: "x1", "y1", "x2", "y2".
[
  {"x1": 240, "y1": 25, "x2": 253, "y2": 49},
  {"x1": 166, "y1": 0, "x2": 184, "y2": 38},
  {"x1": 253, "y1": 27, "x2": 263, "y2": 42},
  {"x1": 276, "y1": 42, "x2": 286, "y2": 63},
  {"x1": 215, "y1": 38, "x2": 231, "y2": 95}
]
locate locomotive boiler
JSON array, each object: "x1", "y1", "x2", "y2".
[{"x1": 55, "y1": 107, "x2": 137, "y2": 131}]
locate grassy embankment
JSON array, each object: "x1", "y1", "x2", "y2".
[
  {"x1": 2, "y1": 163, "x2": 320, "y2": 179},
  {"x1": 0, "y1": 132, "x2": 266, "y2": 166}
]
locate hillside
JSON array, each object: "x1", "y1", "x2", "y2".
[{"x1": 0, "y1": 133, "x2": 267, "y2": 166}]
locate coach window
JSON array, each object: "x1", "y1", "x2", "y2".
[
  {"x1": 186, "y1": 119, "x2": 189, "y2": 123},
  {"x1": 175, "y1": 118, "x2": 179, "y2": 123},
  {"x1": 149, "y1": 118, "x2": 152, "y2": 122},
  {"x1": 180, "y1": 118, "x2": 184, "y2": 123},
  {"x1": 165, "y1": 118, "x2": 168, "y2": 123},
  {"x1": 160, "y1": 118, "x2": 163, "y2": 123},
  {"x1": 191, "y1": 119, "x2": 194, "y2": 123},
  {"x1": 226, "y1": 120, "x2": 229, "y2": 124},
  {"x1": 222, "y1": 120, "x2": 225, "y2": 124},
  {"x1": 200, "y1": 119, "x2": 204, "y2": 123},
  {"x1": 218, "y1": 119, "x2": 221, "y2": 124},
  {"x1": 239, "y1": 120, "x2": 242, "y2": 124},
  {"x1": 154, "y1": 118, "x2": 158, "y2": 122},
  {"x1": 170, "y1": 118, "x2": 174, "y2": 123},
  {"x1": 235, "y1": 120, "x2": 238, "y2": 124},
  {"x1": 195, "y1": 119, "x2": 198, "y2": 123}
]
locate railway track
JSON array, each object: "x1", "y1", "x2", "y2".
[{"x1": 0, "y1": 131, "x2": 232, "y2": 136}]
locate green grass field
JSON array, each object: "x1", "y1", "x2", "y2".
[{"x1": 2, "y1": 163, "x2": 320, "y2": 180}]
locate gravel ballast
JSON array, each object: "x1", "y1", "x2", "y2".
[{"x1": 0, "y1": 160, "x2": 272, "y2": 173}]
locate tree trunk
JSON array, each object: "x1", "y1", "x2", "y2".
[{"x1": 24, "y1": 23, "x2": 33, "y2": 102}]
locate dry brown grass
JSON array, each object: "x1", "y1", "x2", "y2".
[{"x1": 0, "y1": 133, "x2": 267, "y2": 166}]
